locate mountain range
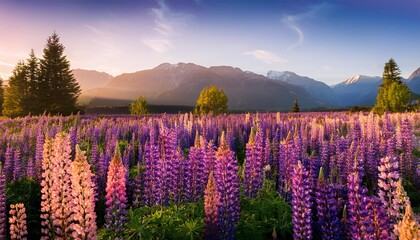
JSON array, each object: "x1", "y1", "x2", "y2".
[{"x1": 73, "y1": 63, "x2": 420, "y2": 111}]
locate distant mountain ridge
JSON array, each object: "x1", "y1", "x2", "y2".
[
  {"x1": 73, "y1": 63, "x2": 420, "y2": 110},
  {"x1": 81, "y1": 63, "x2": 327, "y2": 111},
  {"x1": 267, "y1": 70, "x2": 338, "y2": 105},
  {"x1": 72, "y1": 69, "x2": 113, "y2": 91}
]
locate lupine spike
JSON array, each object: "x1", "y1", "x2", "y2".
[
  {"x1": 0, "y1": 164, "x2": 6, "y2": 239},
  {"x1": 105, "y1": 143, "x2": 128, "y2": 235},
  {"x1": 9, "y1": 203, "x2": 28, "y2": 240},
  {"x1": 292, "y1": 161, "x2": 313, "y2": 240},
  {"x1": 71, "y1": 145, "x2": 97, "y2": 240},
  {"x1": 204, "y1": 172, "x2": 219, "y2": 240}
]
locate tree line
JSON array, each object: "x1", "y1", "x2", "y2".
[{"x1": 0, "y1": 33, "x2": 80, "y2": 117}]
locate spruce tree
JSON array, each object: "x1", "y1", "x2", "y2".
[
  {"x1": 26, "y1": 49, "x2": 40, "y2": 114},
  {"x1": 38, "y1": 32, "x2": 80, "y2": 115},
  {"x1": 373, "y1": 59, "x2": 411, "y2": 114},
  {"x1": 2, "y1": 61, "x2": 28, "y2": 117},
  {"x1": 292, "y1": 99, "x2": 300, "y2": 112}
]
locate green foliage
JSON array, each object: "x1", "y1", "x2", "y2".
[
  {"x1": 194, "y1": 85, "x2": 228, "y2": 115},
  {"x1": 37, "y1": 32, "x2": 81, "y2": 115},
  {"x1": 373, "y1": 59, "x2": 412, "y2": 114},
  {"x1": 2, "y1": 61, "x2": 28, "y2": 117},
  {"x1": 6, "y1": 178, "x2": 42, "y2": 239},
  {"x1": 99, "y1": 202, "x2": 204, "y2": 240},
  {"x1": 2, "y1": 34, "x2": 80, "y2": 117},
  {"x1": 130, "y1": 96, "x2": 149, "y2": 115},
  {"x1": 292, "y1": 99, "x2": 300, "y2": 113},
  {"x1": 237, "y1": 179, "x2": 293, "y2": 240}
]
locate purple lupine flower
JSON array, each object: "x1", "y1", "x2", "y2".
[
  {"x1": 291, "y1": 161, "x2": 312, "y2": 240},
  {"x1": 377, "y1": 156, "x2": 400, "y2": 222},
  {"x1": 368, "y1": 196, "x2": 392, "y2": 240},
  {"x1": 346, "y1": 170, "x2": 374, "y2": 239},
  {"x1": 315, "y1": 167, "x2": 341, "y2": 240},
  {"x1": 105, "y1": 144, "x2": 128, "y2": 234},
  {"x1": 244, "y1": 128, "x2": 263, "y2": 198},
  {"x1": 204, "y1": 172, "x2": 219, "y2": 240},
  {"x1": 142, "y1": 140, "x2": 162, "y2": 206},
  {"x1": 214, "y1": 132, "x2": 240, "y2": 240},
  {"x1": 400, "y1": 118, "x2": 414, "y2": 178},
  {"x1": 185, "y1": 132, "x2": 206, "y2": 202},
  {"x1": 34, "y1": 130, "x2": 45, "y2": 181},
  {"x1": 13, "y1": 149, "x2": 23, "y2": 182},
  {"x1": 26, "y1": 158, "x2": 36, "y2": 179},
  {"x1": 0, "y1": 165, "x2": 6, "y2": 239},
  {"x1": 4, "y1": 146, "x2": 14, "y2": 181}
]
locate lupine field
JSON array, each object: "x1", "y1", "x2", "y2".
[{"x1": 0, "y1": 112, "x2": 419, "y2": 239}]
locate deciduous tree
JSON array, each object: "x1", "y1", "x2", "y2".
[{"x1": 195, "y1": 85, "x2": 228, "y2": 115}]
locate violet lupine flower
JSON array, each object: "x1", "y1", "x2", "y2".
[
  {"x1": 9, "y1": 203, "x2": 28, "y2": 240},
  {"x1": 400, "y1": 118, "x2": 414, "y2": 178},
  {"x1": 34, "y1": 131, "x2": 45, "y2": 181},
  {"x1": 105, "y1": 144, "x2": 128, "y2": 234},
  {"x1": 346, "y1": 170, "x2": 374, "y2": 240},
  {"x1": 71, "y1": 145, "x2": 97, "y2": 240},
  {"x1": 4, "y1": 145, "x2": 14, "y2": 181},
  {"x1": 315, "y1": 167, "x2": 341, "y2": 240},
  {"x1": 0, "y1": 165, "x2": 6, "y2": 239},
  {"x1": 185, "y1": 133, "x2": 206, "y2": 202},
  {"x1": 142, "y1": 140, "x2": 162, "y2": 206},
  {"x1": 26, "y1": 158, "x2": 36, "y2": 179},
  {"x1": 204, "y1": 172, "x2": 219, "y2": 240},
  {"x1": 214, "y1": 132, "x2": 240, "y2": 240},
  {"x1": 368, "y1": 196, "x2": 392, "y2": 240},
  {"x1": 49, "y1": 132, "x2": 74, "y2": 239},
  {"x1": 377, "y1": 156, "x2": 401, "y2": 222},
  {"x1": 244, "y1": 128, "x2": 263, "y2": 198},
  {"x1": 291, "y1": 161, "x2": 313, "y2": 240},
  {"x1": 13, "y1": 149, "x2": 23, "y2": 182}
]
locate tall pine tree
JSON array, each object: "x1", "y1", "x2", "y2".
[
  {"x1": 373, "y1": 58, "x2": 411, "y2": 114},
  {"x1": 2, "y1": 61, "x2": 28, "y2": 117},
  {"x1": 26, "y1": 49, "x2": 40, "y2": 114},
  {"x1": 37, "y1": 32, "x2": 80, "y2": 115}
]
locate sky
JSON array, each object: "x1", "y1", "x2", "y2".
[{"x1": 0, "y1": 0, "x2": 419, "y2": 85}]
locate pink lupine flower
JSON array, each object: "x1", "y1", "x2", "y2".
[
  {"x1": 204, "y1": 172, "x2": 219, "y2": 239},
  {"x1": 40, "y1": 132, "x2": 74, "y2": 239},
  {"x1": 71, "y1": 145, "x2": 97, "y2": 240},
  {"x1": 105, "y1": 144, "x2": 128, "y2": 234},
  {"x1": 9, "y1": 203, "x2": 28, "y2": 240}
]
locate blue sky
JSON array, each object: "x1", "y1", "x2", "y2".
[{"x1": 0, "y1": 0, "x2": 419, "y2": 84}]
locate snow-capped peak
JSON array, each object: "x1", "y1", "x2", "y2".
[
  {"x1": 342, "y1": 75, "x2": 381, "y2": 85},
  {"x1": 267, "y1": 70, "x2": 297, "y2": 80}
]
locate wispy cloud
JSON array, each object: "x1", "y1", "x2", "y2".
[
  {"x1": 283, "y1": 16, "x2": 304, "y2": 52},
  {"x1": 143, "y1": 0, "x2": 191, "y2": 53},
  {"x1": 283, "y1": 2, "x2": 331, "y2": 52},
  {"x1": 142, "y1": 38, "x2": 173, "y2": 53},
  {"x1": 243, "y1": 50, "x2": 286, "y2": 65},
  {"x1": 84, "y1": 24, "x2": 121, "y2": 58},
  {"x1": 0, "y1": 61, "x2": 14, "y2": 67}
]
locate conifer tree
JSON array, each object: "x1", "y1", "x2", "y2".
[
  {"x1": 37, "y1": 32, "x2": 80, "y2": 115},
  {"x1": 26, "y1": 49, "x2": 40, "y2": 114},
  {"x1": 373, "y1": 59, "x2": 411, "y2": 114},
  {"x1": 292, "y1": 99, "x2": 300, "y2": 113},
  {"x1": 2, "y1": 61, "x2": 28, "y2": 117}
]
